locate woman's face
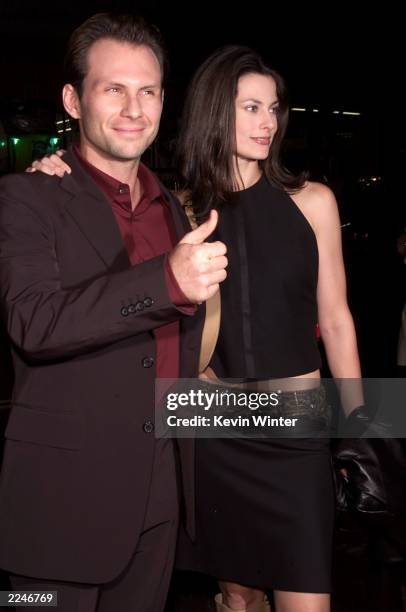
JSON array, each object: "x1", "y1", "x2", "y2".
[{"x1": 234, "y1": 72, "x2": 278, "y2": 164}]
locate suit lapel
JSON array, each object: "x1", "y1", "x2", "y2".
[
  {"x1": 58, "y1": 150, "x2": 204, "y2": 374},
  {"x1": 59, "y1": 149, "x2": 130, "y2": 272}
]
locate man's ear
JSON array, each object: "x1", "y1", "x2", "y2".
[{"x1": 62, "y1": 84, "x2": 81, "y2": 120}]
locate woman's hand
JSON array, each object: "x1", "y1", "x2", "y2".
[
  {"x1": 26, "y1": 150, "x2": 71, "y2": 177},
  {"x1": 199, "y1": 366, "x2": 218, "y2": 381}
]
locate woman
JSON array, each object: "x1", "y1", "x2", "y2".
[
  {"x1": 30, "y1": 46, "x2": 362, "y2": 612},
  {"x1": 174, "y1": 46, "x2": 361, "y2": 612}
]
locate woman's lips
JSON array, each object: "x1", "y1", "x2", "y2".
[{"x1": 251, "y1": 137, "x2": 270, "y2": 145}]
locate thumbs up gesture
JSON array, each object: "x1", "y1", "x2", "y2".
[{"x1": 168, "y1": 210, "x2": 228, "y2": 303}]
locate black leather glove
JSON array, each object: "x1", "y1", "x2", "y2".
[
  {"x1": 332, "y1": 406, "x2": 405, "y2": 521},
  {"x1": 341, "y1": 405, "x2": 376, "y2": 436}
]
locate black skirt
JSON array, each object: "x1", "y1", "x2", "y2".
[{"x1": 176, "y1": 389, "x2": 334, "y2": 593}]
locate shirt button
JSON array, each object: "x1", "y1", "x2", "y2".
[
  {"x1": 143, "y1": 420, "x2": 154, "y2": 434},
  {"x1": 135, "y1": 301, "x2": 145, "y2": 312},
  {"x1": 121, "y1": 307, "x2": 129, "y2": 317},
  {"x1": 143, "y1": 297, "x2": 154, "y2": 308},
  {"x1": 118, "y1": 185, "x2": 127, "y2": 194},
  {"x1": 142, "y1": 357, "x2": 154, "y2": 368},
  {"x1": 128, "y1": 304, "x2": 136, "y2": 314}
]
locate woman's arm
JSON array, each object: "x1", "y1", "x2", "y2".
[{"x1": 294, "y1": 182, "x2": 363, "y2": 413}]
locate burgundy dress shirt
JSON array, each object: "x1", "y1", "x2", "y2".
[{"x1": 74, "y1": 146, "x2": 195, "y2": 379}]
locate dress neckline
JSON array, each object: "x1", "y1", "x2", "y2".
[{"x1": 234, "y1": 173, "x2": 267, "y2": 197}]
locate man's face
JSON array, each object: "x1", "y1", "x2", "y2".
[{"x1": 65, "y1": 39, "x2": 163, "y2": 165}]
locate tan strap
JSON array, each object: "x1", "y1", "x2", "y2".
[
  {"x1": 198, "y1": 289, "x2": 221, "y2": 372},
  {"x1": 182, "y1": 199, "x2": 221, "y2": 373}
]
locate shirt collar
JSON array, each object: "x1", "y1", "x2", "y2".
[{"x1": 73, "y1": 144, "x2": 162, "y2": 205}]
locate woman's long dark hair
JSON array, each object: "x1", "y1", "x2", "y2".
[{"x1": 176, "y1": 45, "x2": 306, "y2": 218}]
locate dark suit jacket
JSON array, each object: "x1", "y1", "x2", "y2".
[{"x1": 0, "y1": 149, "x2": 203, "y2": 583}]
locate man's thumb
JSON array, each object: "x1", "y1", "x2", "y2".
[{"x1": 180, "y1": 209, "x2": 218, "y2": 245}]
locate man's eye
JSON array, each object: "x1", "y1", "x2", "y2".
[
  {"x1": 107, "y1": 87, "x2": 120, "y2": 93},
  {"x1": 142, "y1": 90, "x2": 154, "y2": 96}
]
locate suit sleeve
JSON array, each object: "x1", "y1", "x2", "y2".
[{"x1": 0, "y1": 190, "x2": 187, "y2": 362}]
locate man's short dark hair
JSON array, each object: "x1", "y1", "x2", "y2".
[{"x1": 64, "y1": 12, "x2": 168, "y2": 96}]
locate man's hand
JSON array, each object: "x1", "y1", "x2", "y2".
[
  {"x1": 169, "y1": 210, "x2": 227, "y2": 304},
  {"x1": 26, "y1": 150, "x2": 71, "y2": 177}
]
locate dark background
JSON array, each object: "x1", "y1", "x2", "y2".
[
  {"x1": 0, "y1": 0, "x2": 404, "y2": 364},
  {"x1": 0, "y1": 4, "x2": 405, "y2": 609},
  {"x1": 1, "y1": 1, "x2": 404, "y2": 182},
  {"x1": 0, "y1": 1, "x2": 403, "y2": 108},
  {"x1": 0, "y1": 1, "x2": 405, "y2": 372}
]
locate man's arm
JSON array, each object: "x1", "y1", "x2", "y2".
[
  {"x1": 0, "y1": 177, "x2": 226, "y2": 362},
  {"x1": 0, "y1": 191, "x2": 182, "y2": 361}
]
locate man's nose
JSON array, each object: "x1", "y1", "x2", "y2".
[{"x1": 121, "y1": 93, "x2": 143, "y2": 119}]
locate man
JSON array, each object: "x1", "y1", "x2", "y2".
[{"x1": 0, "y1": 13, "x2": 227, "y2": 612}]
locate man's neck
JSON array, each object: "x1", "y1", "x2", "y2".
[{"x1": 79, "y1": 143, "x2": 142, "y2": 208}]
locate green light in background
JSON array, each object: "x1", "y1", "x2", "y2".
[
  {"x1": 0, "y1": 140, "x2": 6, "y2": 148},
  {"x1": 50, "y1": 137, "x2": 59, "y2": 146},
  {"x1": 11, "y1": 138, "x2": 20, "y2": 146}
]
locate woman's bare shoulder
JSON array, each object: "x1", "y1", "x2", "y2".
[
  {"x1": 290, "y1": 181, "x2": 339, "y2": 233},
  {"x1": 296, "y1": 180, "x2": 336, "y2": 203}
]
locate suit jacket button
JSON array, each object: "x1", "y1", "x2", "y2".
[
  {"x1": 144, "y1": 297, "x2": 154, "y2": 308},
  {"x1": 121, "y1": 306, "x2": 129, "y2": 317},
  {"x1": 143, "y1": 420, "x2": 154, "y2": 433},
  {"x1": 135, "y1": 301, "x2": 145, "y2": 312},
  {"x1": 142, "y1": 357, "x2": 154, "y2": 368}
]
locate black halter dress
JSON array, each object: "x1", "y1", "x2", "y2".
[{"x1": 176, "y1": 176, "x2": 334, "y2": 593}]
